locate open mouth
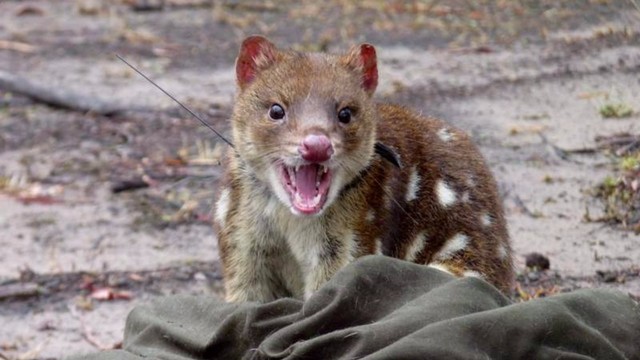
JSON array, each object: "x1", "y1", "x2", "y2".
[{"x1": 278, "y1": 163, "x2": 332, "y2": 215}]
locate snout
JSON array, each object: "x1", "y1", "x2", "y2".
[{"x1": 298, "y1": 134, "x2": 334, "y2": 163}]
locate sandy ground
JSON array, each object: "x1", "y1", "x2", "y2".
[{"x1": 0, "y1": 1, "x2": 639, "y2": 359}]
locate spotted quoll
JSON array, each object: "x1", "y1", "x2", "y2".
[{"x1": 213, "y1": 36, "x2": 513, "y2": 302}]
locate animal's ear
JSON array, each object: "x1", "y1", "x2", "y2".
[
  {"x1": 342, "y1": 43, "x2": 378, "y2": 95},
  {"x1": 235, "y1": 35, "x2": 278, "y2": 89}
]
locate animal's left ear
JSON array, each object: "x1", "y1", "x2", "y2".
[{"x1": 342, "y1": 43, "x2": 378, "y2": 95}]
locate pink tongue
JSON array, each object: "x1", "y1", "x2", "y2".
[{"x1": 295, "y1": 164, "x2": 318, "y2": 199}]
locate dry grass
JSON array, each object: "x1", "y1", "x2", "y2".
[{"x1": 207, "y1": 0, "x2": 631, "y2": 49}]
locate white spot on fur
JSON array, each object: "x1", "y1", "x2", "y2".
[
  {"x1": 374, "y1": 238, "x2": 383, "y2": 255},
  {"x1": 498, "y1": 244, "x2": 508, "y2": 259},
  {"x1": 405, "y1": 231, "x2": 427, "y2": 262},
  {"x1": 480, "y1": 213, "x2": 493, "y2": 227},
  {"x1": 406, "y1": 166, "x2": 421, "y2": 202},
  {"x1": 463, "y1": 270, "x2": 483, "y2": 279},
  {"x1": 214, "y1": 188, "x2": 230, "y2": 227},
  {"x1": 428, "y1": 263, "x2": 454, "y2": 275},
  {"x1": 460, "y1": 191, "x2": 471, "y2": 203},
  {"x1": 466, "y1": 175, "x2": 476, "y2": 188},
  {"x1": 437, "y1": 128, "x2": 455, "y2": 142},
  {"x1": 434, "y1": 233, "x2": 469, "y2": 260},
  {"x1": 346, "y1": 232, "x2": 358, "y2": 262},
  {"x1": 366, "y1": 209, "x2": 376, "y2": 222},
  {"x1": 436, "y1": 180, "x2": 457, "y2": 207}
]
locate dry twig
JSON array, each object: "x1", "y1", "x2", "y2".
[
  {"x1": 0, "y1": 40, "x2": 36, "y2": 53},
  {"x1": 68, "y1": 305, "x2": 123, "y2": 350},
  {"x1": 0, "y1": 282, "x2": 40, "y2": 300},
  {"x1": 0, "y1": 70, "x2": 155, "y2": 116}
]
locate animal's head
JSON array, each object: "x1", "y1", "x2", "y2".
[{"x1": 231, "y1": 36, "x2": 379, "y2": 216}]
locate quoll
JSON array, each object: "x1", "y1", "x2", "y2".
[{"x1": 214, "y1": 36, "x2": 513, "y2": 302}]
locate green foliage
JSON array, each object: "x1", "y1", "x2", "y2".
[
  {"x1": 592, "y1": 155, "x2": 640, "y2": 233},
  {"x1": 619, "y1": 155, "x2": 640, "y2": 171},
  {"x1": 599, "y1": 103, "x2": 634, "y2": 118}
]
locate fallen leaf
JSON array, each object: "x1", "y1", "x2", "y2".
[
  {"x1": 17, "y1": 195, "x2": 59, "y2": 205},
  {"x1": 468, "y1": 10, "x2": 485, "y2": 20},
  {"x1": 577, "y1": 91, "x2": 608, "y2": 99},
  {"x1": 128, "y1": 273, "x2": 145, "y2": 282},
  {"x1": 90, "y1": 287, "x2": 133, "y2": 301},
  {"x1": 164, "y1": 157, "x2": 187, "y2": 167},
  {"x1": 15, "y1": 5, "x2": 45, "y2": 16},
  {"x1": 0, "y1": 40, "x2": 37, "y2": 53},
  {"x1": 74, "y1": 296, "x2": 94, "y2": 311}
]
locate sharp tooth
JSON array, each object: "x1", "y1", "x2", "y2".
[
  {"x1": 287, "y1": 167, "x2": 296, "y2": 188},
  {"x1": 323, "y1": 166, "x2": 328, "y2": 174},
  {"x1": 315, "y1": 167, "x2": 321, "y2": 191},
  {"x1": 295, "y1": 165, "x2": 300, "y2": 173}
]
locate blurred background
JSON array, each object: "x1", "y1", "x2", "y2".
[{"x1": 0, "y1": 0, "x2": 639, "y2": 358}]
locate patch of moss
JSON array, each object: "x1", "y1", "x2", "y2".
[
  {"x1": 26, "y1": 217, "x2": 57, "y2": 228},
  {"x1": 619, "y1": 155, "x2": 640, "y2": 171},
  {"x1": 592, "y1": 160, "x2": 640, "y2": 233},
  {"x1": 599, "y1": 103, "x2": 634, "y2": 118}
]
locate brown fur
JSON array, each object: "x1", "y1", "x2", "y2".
[{"x1": 214, "y1": 36, "x2": 513, "y2": 302}]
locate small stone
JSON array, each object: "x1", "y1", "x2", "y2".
[
  {"x1": 37, "y1": 319, "x2": 57, "y2": 331},
  {"x1": 526, "y1": 271, "x2": 540, "y2": 281},
  {"x1": 194, "y1": 272, "x2": 207, "y2": 282},
  {"x1": 525, "y1": 252, "x2": 550, "y2": 270},
  {"x1": 596, "y1": 270, "x2": 618, "y2": 283}
]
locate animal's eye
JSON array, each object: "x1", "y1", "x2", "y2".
[
  {"x1": 269, "y1": 104, "x2": 285, "y2": 120},
  {"x1": 338, "y1": 107, "x2": 352, "y2": 124}
]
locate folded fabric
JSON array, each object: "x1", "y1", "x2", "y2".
[{"x1": 69, "y1": 255, "x2": 640, "y2": 360}]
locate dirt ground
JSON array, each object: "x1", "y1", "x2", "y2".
[{"x1": 0, "y1": 1, "x2": 639, "y2": 359}]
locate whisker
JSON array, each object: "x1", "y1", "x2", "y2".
[{"x1": 116, "y1": 54, "x2": 235, "y2": 148}]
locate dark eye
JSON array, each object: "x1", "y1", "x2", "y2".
[
  {"x1": 338, "y1": 107, "x2": 352, "y2": 124},
  {"x1": 269, "y1": 104, "x2": 285, "y2": 120}
]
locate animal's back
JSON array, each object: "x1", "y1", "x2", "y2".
[{"x1": 345, "y1": 103, "x2": 513, "y2": 293}]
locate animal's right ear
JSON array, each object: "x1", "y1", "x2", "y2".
[{"x1": 235, "y1": 36, "x2": 278, "y2": 90}]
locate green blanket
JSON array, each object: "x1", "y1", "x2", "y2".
[{"x1": 70, "y1": 256, "x2": 640, "y2": 359}]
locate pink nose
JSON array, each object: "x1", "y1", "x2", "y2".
[{"x1": 299, "y1": 134, "x2": 334, "y2": 162}]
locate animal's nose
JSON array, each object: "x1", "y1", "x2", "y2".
[{"x1": 298, "y1": 134, "x2": 334, "y2": 162}]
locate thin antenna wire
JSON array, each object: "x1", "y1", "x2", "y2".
[
  {"x1": 630, "y1": 0, "x2": 640, "y2": 14},
  {"x1": 116, "y1": 54, "x2": 234, "y2": 148}
]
